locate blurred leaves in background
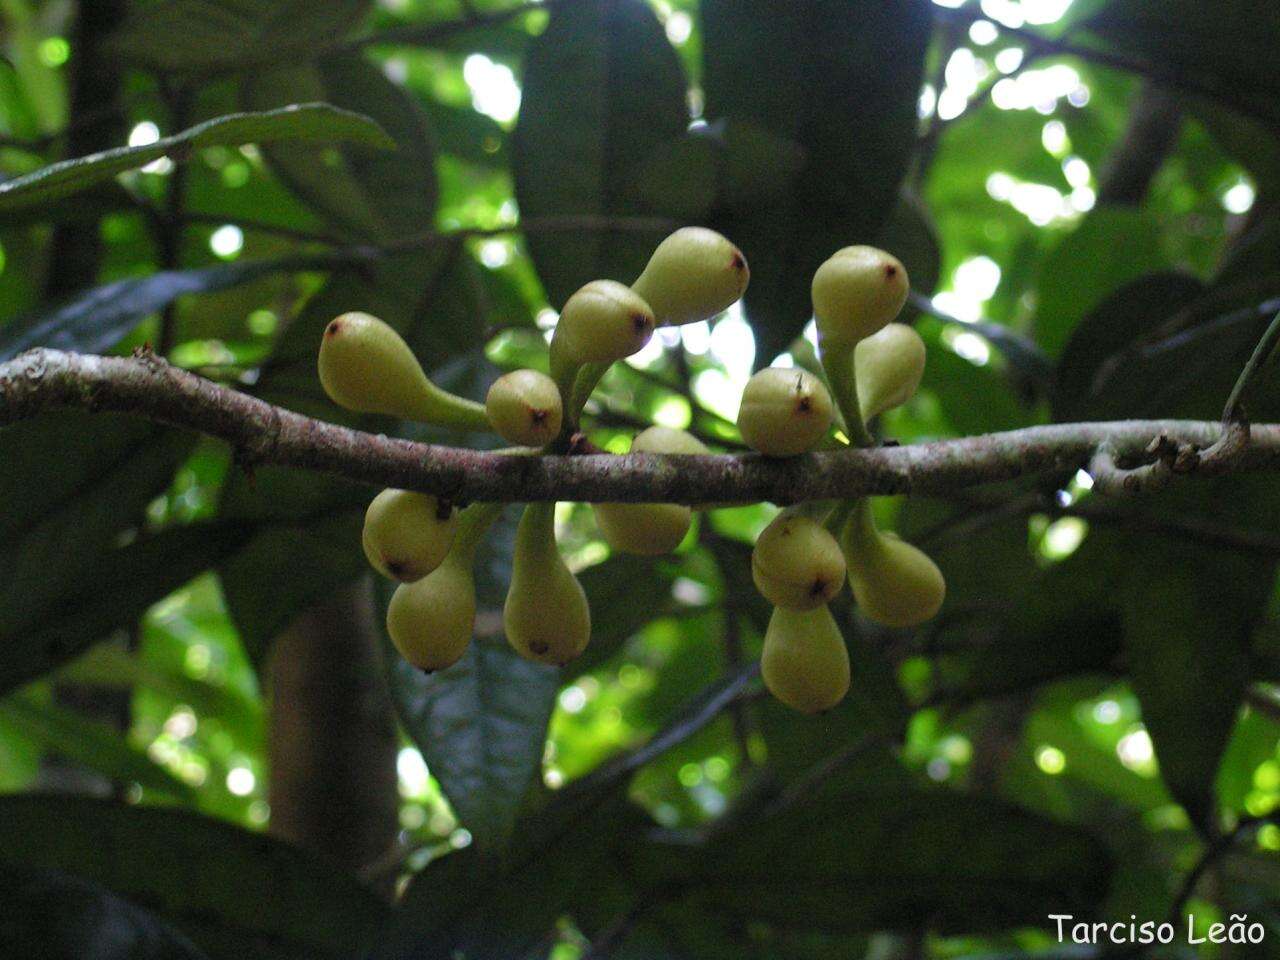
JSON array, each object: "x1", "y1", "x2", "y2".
[{"x1": 2, "y1": 0, "x2": 1280, "y2": 957}]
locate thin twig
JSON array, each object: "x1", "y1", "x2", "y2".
[
  {"x1": 1222, "y1": 310, "x2": 1280, "y2": 427},
  {"x1": 183, "y1": 212, "x2": 345, "y2": 247}
]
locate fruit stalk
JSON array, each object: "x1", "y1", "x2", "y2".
[{"x1": 820, "y1": 343, "x2": 875, "y2": 448}]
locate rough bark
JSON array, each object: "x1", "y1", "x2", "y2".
[{"x1": 2, "y1": 348, "x2": 1279, "y2": 506}]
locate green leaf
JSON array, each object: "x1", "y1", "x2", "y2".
[
  {"x1": 0, "y1": 104, "x2": 393, "y2": 213},
  {"x1": 0, "y1": 417, "x2": 191, "y2": 689},
  {"x1": 0, "y1": 254, "x2": 352, "y2": 361},
  {"x1": 374, "y1": 791, "x2": 644, "y2": 960},
  {"x1": 1119, "y1": 479, "x2": 1278, "y2": 830},
  {"x1": 377, "y1": 510, "x2": 561, "y2": 853},
  {"x1": 664, "y1": 783, "x2": 1112, "y2": 933},
  {"x1": 1080, "y1": 1, "x2": 1280, "y2": 127},
  {"x1": 109, "y1": 0, "x2": 371, "y2": 76},
  {"x1": 1, "y1": 869, "x2": 210, "y2": 960},
  {"x1": 0, "y1": 795, "x2": 390, "y2": 960},
  {"x1": 242, "y1": 54, "x2": 436, "y2": 241},
  {"x1": 564, "y1": 554, "x2": 686, "y2": 679},
  {"x1": 700, "y1": 0, "x2": 931, "y2": 364},
  {"x1": 1032, "y1": 208, "x2": 1170, "y2": 356},
  {"x1": 1052, "y1": 271, "x2": 1206, "y2": 421},
  {"x1": 513, "y1": 0, "x2": 689, "y2": 307},
  {"x1": 218, "y1": 504, "x2": 365, "y2": 667},
  {"x1": 0, "y1": 690, "x2": 195, "y2": 801},
  {"x1": 920, "y1": 329, "x2": 1032, "y2": 436},
  {"x1": 0, "y1": 520, "x2": 254, "y2": 695}
]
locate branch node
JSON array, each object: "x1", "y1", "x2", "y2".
[{"x1": 1200, "y1": 419, "x2": 1251, "y2": 476}]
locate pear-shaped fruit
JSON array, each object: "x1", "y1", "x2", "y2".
[
  {"x1": 842, "y1": 506, "x2": 945, "y2": 627},
  {"x1": 592, "y1": 427, "x2": 704, "y2": 544},
  {"x1": 631, "y1": 425, "x2": 710, "y2": 455},
  {"x1": 737, "y1": 367, "x2": 834, "y2": 456},
  {"x1": 486, "y1": 369, "x2": 563, "y2": 447},
  {"x1": 811, "y1": 246, "x2": 909, "y2": 349},
  {"x1": 631, "y1": 227, "x2": 749, "y2": 326},
  {"x1": 504, "y1": 502, "x2": 591, "y2": 666},
  {"x1": 386, "y1": 552, "x2": 476, "y2": 672},
  {"x1": 855, "y1": 323, "x2": 926, "y2": 421},
  {"x1": 362, "y1": 489, "x2": 457, "y2": 582},
  {"x1": 552, "y1": 280, "x2": 656, "y2": 367},
  {"x1": 752, "y1": 514, "x2": 846, "y2": 610},
  {"x1": 593, "y1": 501, "x2": 690, "y2": 556},
  {"x1": 318, "y1": 312, "x2": 488, "y2": 429},
  {"x1": 761, "y1": 604, "x2": 851, "y2": 713}
]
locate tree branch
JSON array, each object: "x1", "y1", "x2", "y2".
[{"x1": 4, "y1": 348, "x2": 1280, "y2": 505}]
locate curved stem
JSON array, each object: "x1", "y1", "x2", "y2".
[{"x1": 820, "y1": 342, "x2": 874, "y2": 447}]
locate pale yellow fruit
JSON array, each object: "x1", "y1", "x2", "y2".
[
  {"x1": 593, "y1": 502, "x2": 691, "y2": 555},
  {"x1": 552, "y1": 280, "x2": 656, "y2": 366},
  {"x1": 811, "y1": 246, "x2": 909, "y2": 348},
  {"x1": 631, "y1": 425, "x2": 710, "y2": 455},
  {"x1": 592, "y1": 427, "x2": 706, "y2": 542},
  {"x1": 842, "y1": 509, "x2": 945, "y2": 627},
  {"x1": 504, "y1": 503, "x2": 591, "y2": 666},
  {"x1": 752, "y1": 514, "x2": 846, "y2": 610},
  {"x1": 761, "y1": 604, "x2": 851, "y2": 713},
  {"x1": 631, "y1": 227, "x2": 749, "y2": 326},
  {"x1": 486, "y1": 370, "x2": 563, "y2": 447},
  {"x1": 362, "y1": 489, "x2": 457, "y2": 583},
  {"x1": 386, "y1": 553, "x2": 475, "y2": 672},
  {"x1": 318, "y1": 312, "x2": 487, "y2": 428},
  {"x1": 855, "y1": 323, "x2": 926, "y2": 421},
  {"x1": 737, "y1": 367, "x2": 834, "y2": 457}
]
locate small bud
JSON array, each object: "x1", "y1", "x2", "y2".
[
  {"x1": 631, "y1": 227, "x2": 749, "y2": 326},
  {"x1": 811, "y1": 246, "x2": 909, "y2": 348},
  {"x1": 761, "y1": 604, "x2": 851, "y2": 714},
  {"x1": 855, "y1": 323, "x2": 926, "y2": 421},
  {"x1": 362, "y1": 489, "x2": 457, "y2": 582},
  {"x1": 737, "y1": 367, "x2": 834, "y2": 457},
  {"x1": 486, "y1": 369, "x2": 563, "y2": 447},
  {"x1": 752, "y1": 514, "x2": 846, "y2": 610}
]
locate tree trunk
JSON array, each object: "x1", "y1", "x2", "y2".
[{"x1": 267, "y1": 577, "x2": 399, "y2": 889}]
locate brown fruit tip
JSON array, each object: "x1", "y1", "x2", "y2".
[
  {"x1": 529, "y1": 408, "x2": 549, "y2": 424},
  {"x1": 631, "y1": 311, "x2": 653, "y2": 333},
  {"x1": 883, "y1": 264, "x2": 898, "y2": 278},
  {"x1": 325, "y1": 320, "x2": 343, "y2": 337},
  {"x1": 731, "y1": 251, "x2": 746, "y2": 272},
  {"x1": 385, "y1": 559, "x2": 409, "y2": 580}
]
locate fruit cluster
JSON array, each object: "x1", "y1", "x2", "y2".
[{"x1": 317, "y1": 228, "x2": 944, "y2": 712}]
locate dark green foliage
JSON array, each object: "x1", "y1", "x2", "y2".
[{"x1": 2, "y1": 1, "x2": 1280, "y2": 957}]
